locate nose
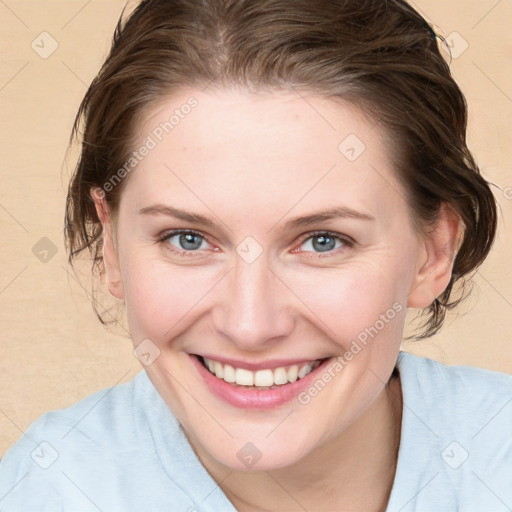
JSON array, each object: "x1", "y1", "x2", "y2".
[{"x1": 212, "y1": 254, "x2": 295, "y2": 351}]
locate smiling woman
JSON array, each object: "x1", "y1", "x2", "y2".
[{"x1": 0, "y1": 0, "x2": 511, "y2": 511}]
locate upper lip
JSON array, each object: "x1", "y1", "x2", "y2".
[{"x1": 194, "y1": 353, "x2": 328, "y2": 371}]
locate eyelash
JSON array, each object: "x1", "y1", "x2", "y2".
[
  {"x1": 155, "y1": 229, "x2": 212, "y2": 258},
  {"x1": 156, "y1": 229, "x2": 354, "y2": 258},
  {"x1": 293, "y1": 230, "x2": 354, "y2": 258}
]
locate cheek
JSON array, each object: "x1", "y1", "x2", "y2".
[
  {"x1": 120, "y1": 255, "x2": 219, "y2": 342},
  {"x1": 285, "y1": 259, "x2": 409, "y2": 345}
]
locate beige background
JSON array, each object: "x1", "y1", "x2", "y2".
[{"x1": 1, "y1": 0, "x2": 511, "y2": 457}]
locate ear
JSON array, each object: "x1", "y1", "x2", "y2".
[
  {"x1": 407, "y1": 203, "x2": 463, "y2": 308},
  {"x1": 90, "y1": 188, "x2": 124, "y2": 300}
]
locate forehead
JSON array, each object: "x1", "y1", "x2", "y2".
[
  {"x1": 139, "y1": 88, "x2": 388, "y2": 165},
  {"x1": 123, "y1": 88, "x2": 407, "y2": 229}
]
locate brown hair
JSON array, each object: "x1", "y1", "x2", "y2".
[{"x1": 65, "y1": 0, "x2": 497, "y2": 338}]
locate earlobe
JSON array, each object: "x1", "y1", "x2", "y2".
[
  {"x1": 90, "y1": 188, "x2": 125, "y2": 301},
  {"x1": 407, "y1": 203, "x2": 463, "y2": 309}
]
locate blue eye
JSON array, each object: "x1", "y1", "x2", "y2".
[
  {"x1": 300, "y1": 232, "x2": 348, "y2": 253},
  {"x1": 158, "y1": 229, "x2": 352, "y2": 258},
  {"x1": 161, "y1": 230, "x2": 210, "y2": 252}
]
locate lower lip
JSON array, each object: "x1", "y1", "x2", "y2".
[{"x1": 190, "y1": 354, "x2": 333, "y2": 409}]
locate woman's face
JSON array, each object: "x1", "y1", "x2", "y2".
[{"x1": 105, "y1": 88, "x2": 434, "y2": 470}]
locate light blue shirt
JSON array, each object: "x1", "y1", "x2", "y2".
[{"x1": 0, "y1": 352, "x2": 511, "y2": 511}]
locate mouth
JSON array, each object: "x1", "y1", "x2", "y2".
[
  {"x1": 199, "y1": 355, "x2": 323, "y2": 389},
  {"x1": 190, "y1": 354, "x2": 333, "y2": 409}
]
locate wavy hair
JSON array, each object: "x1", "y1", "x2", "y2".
[{"x1": 65, "y1": 0, "x2": 497, "y2": 338}]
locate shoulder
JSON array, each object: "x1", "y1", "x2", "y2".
[
  {"x1": 9, "y1": 369, "x2": 147, "y2": 450},
  {"x1": 0, "y1": 370, "x2": 233, "y2": 511},
  {"x1": 393, "y1": 352, "x2": 512, "y2": 511},
  {"x1": 397, "y1": 350, "x2": 512, "y2": 412},
  {"x1": 396, "y1": 350, "x2": 512, "y2": 439},
  {"x1": 0, "y1": 371, "x2": 156, "y2": 509},
  {"x1": 389, "y1": 351, "x2": 512, "y2": 510}
]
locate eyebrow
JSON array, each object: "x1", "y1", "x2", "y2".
[
  {"x1": 281, "y1": 207, "x2": 374, "y2": 230},
  {"x1": 138, "y1": 204, "x2": 375, "y2": 230},
  {"x1": 138, "y1": 204, "x2": 217, "y2": 227}
]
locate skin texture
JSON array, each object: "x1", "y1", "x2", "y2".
[{"x1": 92, "y1": 88, "x2": 461, "y2": 511}]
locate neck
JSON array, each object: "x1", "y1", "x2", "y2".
[{"x1": 194, "y1": 374, "x2": 402, "y2": 512}]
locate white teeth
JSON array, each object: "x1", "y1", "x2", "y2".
[
  {"x1": 235, "y1": 368, "x2": 254, "y2": 386},
  {"x1": 202, "y1": 356, "x2": 321, "y2": 387},
  {"x1": 223, "y1": 364, "x2": 236, "y2": 383},
  {"x1": 298, "y1": 363, "x2": 313, "y2": 379},
  {"x1": 287, "y1": 365, "x2": 298, "y2": 383},
  {"x1": 273, "y1": 367, "x2": 288, "y2": 385},
  {"x1": 213, "y1": 361, "x2": 224, "y2": 379},
  {"x1": 254, "y1": 369, "x2": 274, "y2": 387}
]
